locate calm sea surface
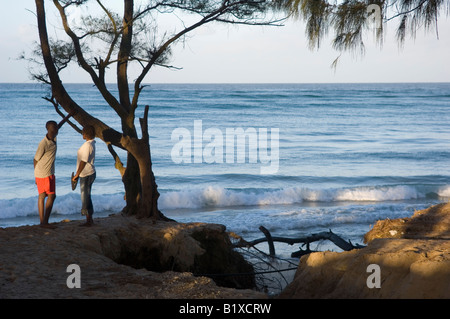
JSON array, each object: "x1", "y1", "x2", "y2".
[{"x1": 1, "y1": 82, "x2": 449, "y2": 256}]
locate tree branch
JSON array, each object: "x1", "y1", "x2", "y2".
[
  {"x1": 235, "y1": 227, "x2": 365, "y2": 257},
  {"x1": 131, "y1": 0, "x2": 280, "y2": 108},
  {"x1": 107, "y1": 143, "x2": 126, "y2": 176},
  {"x1": 139, "y1": 104, "x2": 150, "y2": 142},
  {"x1": 44, "y1": 96, "x2": 82, "y2": 133},
  {"x1": 117, "y1": 0, "x2": 133, "y2": 112},
  {"x1": 96, "y1": 0, "x2": 121, "y2": 67},
  {"x1": 36, "y1": 0, "x2": 124, "y2": 150},
  {"x1": 53, "y1": 0, "x2": 128, "y2": 118},
  {"x1": 132, "y1": 2, "x2": 231, "y2": 105},
  {"x1": 386, "y1": 0, "x2": 428, "y2": 22}
]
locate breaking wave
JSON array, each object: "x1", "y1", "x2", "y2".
[
  {"x1": 158, "y1": 184, "x2": 450, "y2": 210},
  {"x1": 1, "y1": 184, "x2": 449, "y2": 221}
]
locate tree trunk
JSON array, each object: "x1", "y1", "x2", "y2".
[
  {"x1": 114, "y1": 0, "x2": 165, "y2": 219},
  {"x1": 120, "y1": 105, "x2": 169, "y2": 220},
  {"x1": 121, "y1": 140, "x2": 166, "y2": 220},
  {"x1": 121, "y1": 153, "x2": 140, "y2": 215},
  {"x1": 134, "y1": 143, "x2": 161, "y2": 219}
]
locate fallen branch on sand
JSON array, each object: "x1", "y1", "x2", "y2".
[{"x1": 234, "y1": 226, "x2": 365, "y2": 258}]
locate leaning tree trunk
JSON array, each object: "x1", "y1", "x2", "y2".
[{"x1": 121, "y1": 105, "x2": 168, "y2": 220}]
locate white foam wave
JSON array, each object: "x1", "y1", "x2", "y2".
[
  {"x1": 158, "y1": 184, "x2": 429, "y2": 210},
  {"x1": 437, "y1": 185, "x2": 450, "y2": 198},
  {"x1": 0, "y1": 184, "x2": 444, "y2": 221},
  {"x1": 0, "y1": 193, "x2": 125, "y2": 219}
]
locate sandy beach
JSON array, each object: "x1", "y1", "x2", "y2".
[
  {"x1": 1, "y1": 201, "x2": 449, "y2": 299},
  {"x1": 0, "y1": 215, "x2": 265, "y2": 299}
]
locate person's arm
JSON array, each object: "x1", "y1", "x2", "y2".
[
  {"x1": 73, "y1": 161, "x2": 86, "y2": 181},
  {"x1": 57, "y1": 110, "x2": 77, "y2": 129},
  {"x1": 34, "y1": 140, "x2": 45, "y2": 169}
]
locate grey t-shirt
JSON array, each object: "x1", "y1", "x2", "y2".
[{"x1": 34, "y1": 136, "x2": 57, "y2": 178}]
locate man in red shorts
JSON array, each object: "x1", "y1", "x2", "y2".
[
  {"x1": 34, "y1": 120, "x2": 58, "y2": 228},
  {"x1": 34, "y1": 113, "x2": 74, "y2": 228}
]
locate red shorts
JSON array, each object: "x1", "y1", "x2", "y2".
[{"x1": 36, "y1": 175, "x2": 56, "y2": 195}]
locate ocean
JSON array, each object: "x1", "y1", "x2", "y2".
[{"x1": 1, "y1": 82, "x2": 449, "y2": 257}]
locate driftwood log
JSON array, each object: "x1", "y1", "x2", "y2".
[{"x1": 235, "y1": 226, "x2": 365, "y2": 258}]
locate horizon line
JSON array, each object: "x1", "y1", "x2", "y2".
[{"x1": 1, "y1": 81, "x2": 449, "y2": 85}]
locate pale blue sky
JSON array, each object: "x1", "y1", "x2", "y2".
[{"x1": 1, "y1": 1, "x2": 449, "y2": 83}]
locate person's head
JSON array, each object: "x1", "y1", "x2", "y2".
[
  {"x1": 82, "y1": 125, "x2": 95, "y2": 140},
  {"x1": 46, "y1": 121, "x2": 59, "y2": 140}
]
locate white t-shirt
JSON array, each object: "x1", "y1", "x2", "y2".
[{"x1": 77, "y1": 139, "x2": 96, "y2": 177}]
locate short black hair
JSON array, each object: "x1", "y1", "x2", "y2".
[
  {"x1": 82, "y1": 125, "x2": 96, "y2": 139},
  {"x1": 46, "y1": 120, "x2": 58, "y2": 129}
]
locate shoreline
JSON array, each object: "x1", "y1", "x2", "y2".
[{"x1": 0, "y1": 210, "x2": 117, "y2": 229}]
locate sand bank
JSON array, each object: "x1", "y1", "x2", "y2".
[
  {"x1": 0, "y1": 215, "x2": 264, "y2": 299},
  {"x1": 280, "y1": 202, "x2": 450, "y2": 298},
  {"x1": 1, "y1": 202, "x2": 449, "y2": 299}
]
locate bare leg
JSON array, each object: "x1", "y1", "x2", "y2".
[
  {"x1": 80, "y1": 214, "x2": 94, "y2": 227},
  {"x1": 38, "y1": 193, "x2": 47, "y2": 225},
  {"x1": 39, "y1": 193, "x2": 56, "y2": 228},
  {"x1": 43, "y1": 194, "x2": 56, "y2": 224},
  {"x1": 87, "y1": 213, "x2": 93, "y2": 225}
]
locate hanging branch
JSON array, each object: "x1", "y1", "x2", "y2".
[{"x1": 107, "y1": 143, "x2": 126, "y2": 177}]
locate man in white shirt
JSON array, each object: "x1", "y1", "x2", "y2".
[{"x1": 72, "y1": 125, "x2": 96, "y2": 226}]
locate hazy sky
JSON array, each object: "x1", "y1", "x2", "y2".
[{"x1": 1, "y1": 1, "x2": 449, "y2": 83}]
